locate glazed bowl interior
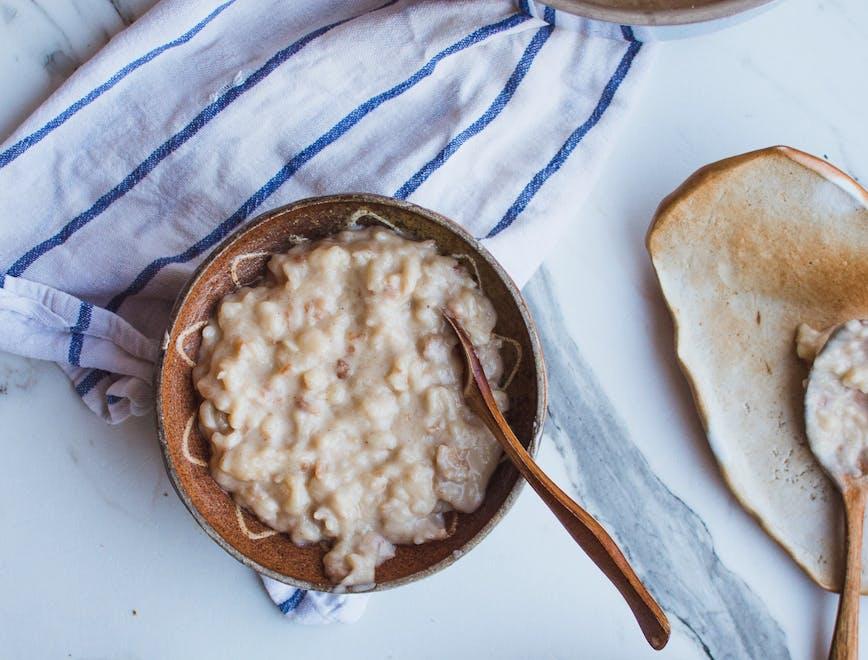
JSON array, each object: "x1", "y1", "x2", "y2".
[{"x1": 156, "y1": 194, "x2": 547, "y2": 592}]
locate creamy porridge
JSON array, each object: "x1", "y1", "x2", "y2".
[
  {"x1": 803, "y1": 320, "x2": 868, "y2": 480},
  {"x1": 193, "y1": 227, "x2": 509, "y2": 586}
]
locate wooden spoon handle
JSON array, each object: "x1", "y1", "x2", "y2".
[
  {"x1": 476, "y1": 394, "x2": 670, "y2": 650},
  {"x1": 444, "y1": 311, "x2": 669, "y2": 649},
  {"x1": 830, "y1": 486, "x2": 866, "y2": 660}
]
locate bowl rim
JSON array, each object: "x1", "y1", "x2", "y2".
[
  {"x1": 544, "y1": 0, "x2": 775, "y2": 26},
  {"x1": 154, "y1": 193, "x2": 548, "y2": 592}
]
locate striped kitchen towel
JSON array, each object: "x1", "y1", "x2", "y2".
[{"x1": 0, "y1": 0, "x2": 651, "y2": 622}]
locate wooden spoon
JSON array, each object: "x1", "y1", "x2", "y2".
[
  {"x1": 444, "y1": 311, "x2": 670, "y2": 650},
  {"x1": 804, "y1": 320, "x2": 868, "y2": 660},
  {"x1": 828, "y1": 482, "x2": 866, "y2": 660}
]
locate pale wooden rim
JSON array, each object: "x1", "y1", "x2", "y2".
[{"x1": 546, "y1": 0, "x2": 775, "y2": 26}]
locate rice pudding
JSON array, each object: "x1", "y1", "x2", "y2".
[
  {"x1": 804, "y1": 320, "x2": 868, "y2": 481},
  {"x1": 193, "y1": 227, "x2": 508, "y2": 586}
]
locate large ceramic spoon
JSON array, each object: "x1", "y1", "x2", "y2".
[
  {"x1": 444, "y1": 311, "x2": 670, "y2": 650},
  {"x1": 805, "y1": 320, "x2": 868, "y2": 660}
]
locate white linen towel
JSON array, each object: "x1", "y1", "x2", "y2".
[{"x1": 0, "y1": 0, "x2": 651, "y2": 623}]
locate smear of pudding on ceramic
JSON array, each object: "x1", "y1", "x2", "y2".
[
  {"x1": 800, "y1": 320, "x2": 868, "y2": 480},
  {"x1": 193, "y1": 226, "x2": 509, "y2": 587}
]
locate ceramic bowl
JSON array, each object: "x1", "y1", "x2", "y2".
[
  {"x1": 548, "y1": 0, "x2": 776, "y2": 26},
  {"x1": 155, "y1": 193, "x2": 547, "y2": 592},
  {"x1": 647, "y1": 147, "x2": 868, "y2": 592}
]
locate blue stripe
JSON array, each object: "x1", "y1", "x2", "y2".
[
  {"x1": 106, "y1": 395, "x2": 123, "y2": 405},
  {"x1": 544, "y1": 6, "x2": 555, "y2": 25},
  {"x1": 0, "y1": 272, "x2": 5, "y2": 287},
  {"x1": 0, "y1": 1, "x2": 236, "y2": 170},
  {"x1": 395, "y1": 24, "x2": 552, "y2": 200},
  {"x1": 486, "y1": 40, "x2": 642, "y2": 238},
  {"x1": 278, "y1": 589, "x2": 306, "y2": 614},
  {"x1": 67, "y1": 302, "x2": 93, "y2": 366},
  {"x1": 518, "y1": 0, "x2": 530, "y2": 13},
  {"x1": 5, "y1": 8, "x2": 368, "y2": 278},
  {"x1": 75, "y1": 369, "x2": 109, "y2": 397},
  {"x1": 104, "y1": 12, "x2": 529, "y2": 313},
  {"x1": 621, "y1": 25, "x2": 637, "y2": 41}
]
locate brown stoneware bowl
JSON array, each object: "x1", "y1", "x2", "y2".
[{"x1": 155, "y1": 193, "x2": 547, "y2": 592}]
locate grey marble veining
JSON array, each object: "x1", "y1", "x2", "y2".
[
  {"x1": 104, "y1": 0, "x2": 135, "y2": 26},
  {"x1": 84, "y1": 0, "x2": 156, "y2": 26},
  {"x1": 525, "y1": 268, "x2": 790, "y2": 660},
  {"x1": 29, "y1": 0, "x2": 77, "y2": 53},
  {"x1": 0, "y1": 352, "x2": 37, "y2": 396},
  {"x1": 0, "y1": 0, "x2": 159, "y2": 140},
  {"x1": 1, "y1": 4, "x2": 17, "y2": 24}
]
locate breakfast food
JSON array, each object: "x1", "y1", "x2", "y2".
[
  {"x1": 193, "y1": 226, "x2": 508, "y2": 587},
  {"x1": 648, "y1": 147, "x2": 868, "y2": 591},
  {"x1": 804, "y1": 320, "x2": 868, "y2": 480}
]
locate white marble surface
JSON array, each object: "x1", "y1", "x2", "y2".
[{"x1": 1, "y1": 0, "x2": 867, "y2": 658}]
